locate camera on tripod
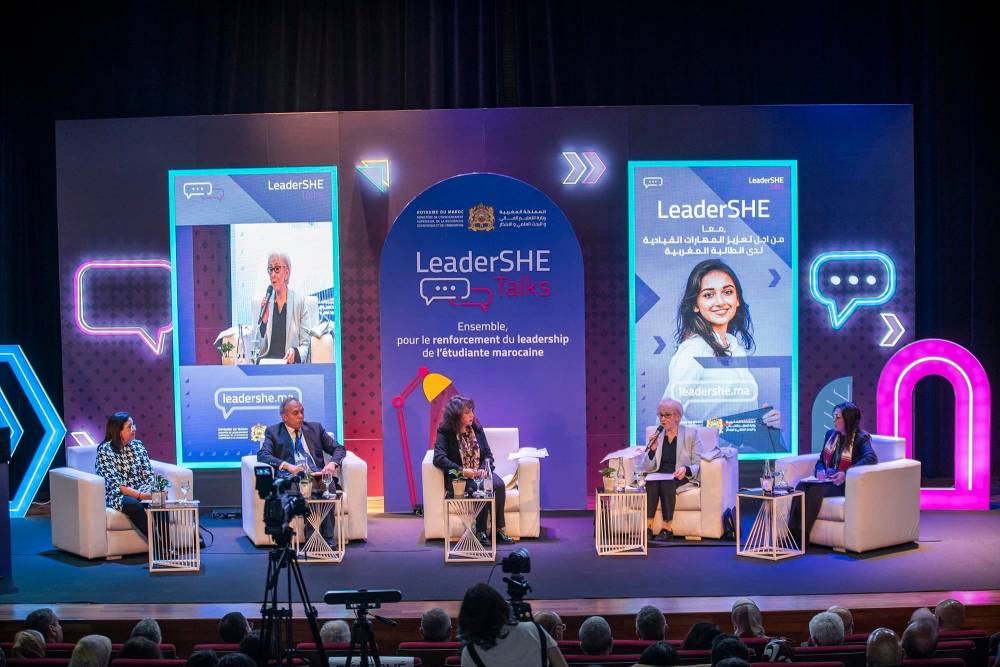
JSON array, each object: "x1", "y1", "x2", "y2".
[
  {"x1": 501, "y1": 547, "x2": 533, "y2": 621},
  {"x1": 255, "y1": 465, "x2": 310, "y2": 546}
]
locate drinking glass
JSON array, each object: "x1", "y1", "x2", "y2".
[
  {"x1": 179, "y1": 480, "x2": 191, "y2": 503},
  {"x1": 322, "y1": 472, "x2": 334, "y2": 498}
]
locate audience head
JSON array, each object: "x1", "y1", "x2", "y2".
[
  {"x1": 636, "y1": 605, "x2": 668, "y2": 641},
  {"x1": 826, "y1": 605, "x2": 854, "y2": 634},
  {"x1": 682, "y1": 621, "x2": 722, "y2": 650},
  {"x1": 68, "y1": 634, "x2": 112, "y2": 667},
  {"x1": 579, "y1": 616, "x2": 613, "y2": 656},
  {"x1": 130, "y1": 617, "x2": 162, "y2": 645},
  {"x1": 637, "y1": 641, "x2": 678, "y2": 666},
  {"x1": 808, "y1": 611, "x2": 845, "y2": 646},
  {"x1": 419, "y1": 607, "x2": 452, "y2": 642},
  {"x1": 533, "y1": 610, "x2": 565, "y2": 641},
  {"x1": 866, "y1": 627, "x2": 902, "y2": 667},
  {"x1": 218, "y1": 653, "x2": 257, "y2": 667},
  {"x1": 731, "y1": 598, "x2": 766, "y2": 638},
  {"x1": 934, "y1": 598, "x2": 966, "y2": 631},
  {"x1": 319, "y1": 620, "x2": 351, "y2": 645},
  {"x1": 715, "y1": 659, "x2": 751, "y2": 667},
  {"x1": 185, "y1": 650, "x2": 220, "y2": 667},
  {"x1": 761, "y1": 638, "x2": 794, "y2": 662},
  {"x1": 712, "y1": 635, "x2": 750, "y2": 665},
  {"x1": 119, "y1": 637, "x2": 161, "y2": 660},
  {"x1": 218, "y1": 612, "x2": 253, "y2": 644},
  {"x1": 11, "y1": 630, "x2": 46, "y2": 659},
  {"x1": 237, "y1": 631, "x2": 264, "y2": 664},
  {"x1": 901, "y1": 618, "x2": 938, "y2": 659},
  {"x1": 25, "y1": 608, "x2": 63, "y2": 643},
  {"x1": 909, "y1": 607, "x2": 937, "y2": 626},
  {"x1": 457, "y1": 583, "x2": 513, "y2": 649},
  {"x1": 990, "y1": 631, "x2": 1000, "y2": 657}
]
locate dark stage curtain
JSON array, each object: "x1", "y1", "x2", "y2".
[{"x1": 1, "y1": 1, "x2": 994, "y2": 479}]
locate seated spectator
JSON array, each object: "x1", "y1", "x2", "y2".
[
  {"x1": 25, "y1": 608, "x2": 64, "y2": 643},
  {"x1": 119, "y1": 637, "x2": 162, "y2": 660},
  {"x1": 636, "y1": 641, "x2": 678, "y2": 666},
  {"x1": 715, "y1": 659, "x2": 750, "y2": 667},
  {"x1": 218, "y1": 612, "x2": 253, "y2": 645},
  {"x1": 827, "y1": 606, "x2": 854, "y2": 634},
  {"x1": 11, "y1": 630, "x2": 46, "y2": 658},
  {"x1": 579, "y1": 616, "x2": 613, "y2": 656},
  {"x1": 910, "y1": 607, "x2": 937, "y2": 626},
  {"x1": 218, "y1": 654, "x2": 256, "y2": 667},
  {"x1": 866, "y1": 628, "x2": 902, "y2": 667},
  {"x1": 682, "y1": 622, "x2": 722, "y2": 650},
  {"x1": 320, "y1": 620, "x2": 351, "y2": 645},
  {"x1": 711, "y1": 635, "x2": 750, "y2": 665},
  {"x1": 934, "y1": 598, "x2": 966, "y2": 631},
  {"x1": 761, "y1": 638, "x2": 793, "y2": 662},
  {"x1": 533, "y1": 611, "x2": 565, "y2": 642},
  {"x1": 69, "y1": 635, "x2": 112, "y2": 667},
  {"x1": 457, "y1": 582, "x2": 567, "y2": 667},
  {"x1": 989, "y1": 631, "x2": 1000, "y2": 657},
  {"x1": 731, "y1": 599, "x2": 766, "y2": 638},
  {"x1": 130, "y1": 618, "x2": 163, "y2": 645},
  {"x1": 185, "y1": 650, "x2": 220, "y2": 667},
  {"x1": 238, "y1": 631, "x2": 264, "y2": 664},
  {"x1": 902, "y1": 619, "x2": 938, "y2": 659},
  {"x1": 636, "y1": 605, "x2": 668, "y2": 641},
  {"x1": 419, "y1": 608, "x2": 452, "y2": 642},
  {"x1": 807, "y1": 611, "x2": 845, "y2": 646}
]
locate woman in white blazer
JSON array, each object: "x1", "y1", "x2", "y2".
[{"x1": 639, "y1": 398, "x2": 703, "y2": 539}]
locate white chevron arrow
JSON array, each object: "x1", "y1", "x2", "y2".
[
  {"x1": 562, "y1": 152, "x2": 587, "y2": 185},
  {"x1": 582, "y1": 151, "x2": 606, "y2": 184},
  {"x1": 879, "y1": 312, "x2": 905, "y2": 347}
]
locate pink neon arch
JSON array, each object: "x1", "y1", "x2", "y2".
[{"x1": 876, "y1": 338, "x2": 991, "y2": 510}]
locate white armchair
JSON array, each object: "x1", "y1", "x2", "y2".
[
  {"x1": 241, "y1": 447, "x2": 368, "y2": 546},
  {"x1": 49, "y1": 444, "x2": 193, "y2": 560},
  {"x1": 775, "y1": 434, "x2": 920, "y2": 552},
  {"x1": 421, "y1": 427, "x2": 541, "y2": 540}
]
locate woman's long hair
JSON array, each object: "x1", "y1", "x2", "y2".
[
  {"x1": 440, "y1": 396, "x2": 479, "y2": 435},
  {"x1": 103, "y1": 411, "x2": 132, "y2": 453},
  {"x1": 457, "y1": 583, "x2": 513, "y2": 649},
  {"x1": 674, "y1": 259, "x2": 754, "y2": 357},
  {"x1": 835, "y1": 401, "x2": 863, "y2": 451}
]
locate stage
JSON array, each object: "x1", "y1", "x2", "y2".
[{"x1": 3, "y1": 509, "x2": 999, "y2": 605}]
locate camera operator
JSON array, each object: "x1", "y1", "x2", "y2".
[
  {"x1": 458, "y1": 583, "x2": 567, "y2": 667},
  {"x1": 258, "y1": 397, "x2": 345, "y2": 541}
]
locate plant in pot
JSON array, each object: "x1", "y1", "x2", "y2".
[
  {"x1": 150, "y1": 474, "x2": 171, "y2": 507},
  {"x1": 220, "y1": 341, "x2": 236, "y2": 365},
  {"x1": 449, "y1": 468, "x2": 467, "y2": 498},
  {"x1": 600, "y1": 467, "x2": 617, "y2": 492}
]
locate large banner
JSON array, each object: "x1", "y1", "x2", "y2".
[
  {"x1": 630, "y1": 161, "x2": 798, "y2": 459},
  {"x1": 380, "y1": 173, "x2": 586, "y2": 511},
  {"x1": 169, "y1": 167, "x2": 343, "y2": 467}
]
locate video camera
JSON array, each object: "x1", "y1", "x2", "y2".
[
  {"x1": 500, "y1": 548, "x2": 533, "y2": 621},
  {"x1": 255, "y1": 464, "x2": 310, "y2": 547}
]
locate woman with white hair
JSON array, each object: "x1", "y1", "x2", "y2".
[{"x1": 257, "y1": 252, "x2": 312, "y2": 363}]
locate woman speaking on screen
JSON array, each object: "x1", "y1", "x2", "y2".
[{"x1": 663, "y1": 259, "x2": 780, "y2": 429}]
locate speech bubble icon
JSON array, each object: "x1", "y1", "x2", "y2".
[
  {"x1": 809, "y1": 250, "x2": 896, "y2": 329},
  {"x1": 420, "y1": 277, "x2": 471, "y2": 305},
  {"x1": 73, "y1": 259, "x2": 173, "y2": 355},
  {"x1": 642, "y1": 176, "x2": 664, "y2": 189},
  {"x1": 214, "y1": 386, "x2": 303, "y2": 419},
  {"x1": 183, "y1": 182, "x2": 213, "y2": 199}
]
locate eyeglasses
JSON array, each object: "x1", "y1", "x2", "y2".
[
  {"x1": 657, "y1": 413, "x2": 676, "y2": 418},
  {"x1": 266, "y1": 265, "x2": 287, "y2": 274}
]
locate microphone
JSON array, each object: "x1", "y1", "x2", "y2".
[
  {"x1": 647, "y1": 424, "x2": 664, "y2": 451},
  {"x1": 257, "y1": 285, "x2": 274, "y2": 327}
]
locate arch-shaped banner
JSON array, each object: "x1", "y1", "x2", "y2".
[{"x1": 379, "y1": 173, "x2": 586, "y2": 512}]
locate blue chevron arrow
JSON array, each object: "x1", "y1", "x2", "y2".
[
  {"x1": 768, "y1": 269, "x2": 781, "y2": 287},
  {"x1": 653, "y1": 336, "x2": 667, "y2": 355}
]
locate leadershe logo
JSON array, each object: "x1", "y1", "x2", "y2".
[{"x1": 213, "y1": 387, "x2": 303, "y2": 419}]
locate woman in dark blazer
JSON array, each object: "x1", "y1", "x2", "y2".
[{"x1": 433, "y1": 396, "x2": 515, "y2": 544}]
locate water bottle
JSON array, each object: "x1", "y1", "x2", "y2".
[
  {"x1": 615, "y1": 465, "x2": 626, "y2": 492},
  {"x1": 761, "y1": 459, "x2": 774, "y2": 495},
  {"x1": 483, "y1": 459, "x2": 494, "y2": 496}
]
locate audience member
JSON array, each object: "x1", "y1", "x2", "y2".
[
  {"x1": 901, "y1": 619, "x2": 938, "y2": 659},
  {"x1": 807, "y1": 611, "x2": 845, "y2": 646},
  {"x1": 715, "y1": 659, "x2": 750, "y2": 667},
  {"x1": 934, "y1": 598, "x2": 966, "y2": 631},
  {"x1": 636, "y1": 605, "x2": 668, "y2": 641},
  {"x1": 1, "y1": 645, "x2": 6, "y2": 667},
  {"x1": 827, "y1": 606, "x2": 854, "y2": 634},
  {"x1": 533, "y1": 611, "x2": 566, "y2": 642},
  {"x1": 761, "y1": 638, "x2": 793, "y2": 662},
  {"x1": 866, "y1": 628, "x2": 902, "y2": 667},
  {"x1": 11, "y1": 630, "x2": 46, "y2": 658},
  {"x1": 218, "y1": 653, "x2": 257, "y2": 667},
  {"x1": 320, "y1": 620, "x2": 351, "y2": 645},
  {"x1": 237, "y1": 631, "x2": 264, "y2": 664},
  {"x1": 185, "y1": 650, "x2": 220, "y2": 667},
  {"x1": 989, "y1": 631, "x2": 1000, "y2": 657},
  {"x1": 731, "y1": 599, "x2": 766, "y2": 638},
  {"x1": 25, "y1": 608, "x2": 64, "y2": 643},
  {"x1": 119, "y1": 637, "x2": 162, "y2": 660},
  {"x1": 419, "y1": 607, "x2": 452, "y2": 642},
  {"x1": 711, "y1": 635, "x2": 750, "y2": 665},
  {"x1": 636, "y1": 641, "x2": 678, "y2": 666},
  {"x1": 682, "y1": 622, "x2": 722, "y2": 650},
  {"x1": 909, "y1": 607, "x2": 937, "y2": 626},
  {"x1": 68, "y1": 635, "x2": 112, "y2": 667},
  {"x1": 130, "y1": 617, "x2": 163, "y2": 645},
  {"x1": 579, "y1": 616, "x2": 613, "y2": 656},
  {"x1": 218, "y1": 612, "x2": 253, "y2": 645}
]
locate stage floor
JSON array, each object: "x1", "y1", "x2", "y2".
[{"x1": 3, "y1": 510, "x2": 999, "y2": 604}]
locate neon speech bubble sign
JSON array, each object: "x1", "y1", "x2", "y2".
[
  {"x1": 876, "y1": 338, "x2": 991, "y2": 510},
  {"x1": 73, "y1": 259, "x2": 173, "y2": 355},
  {"x1": 810, "y1": 250, "x2": 896, "y2": 329}
]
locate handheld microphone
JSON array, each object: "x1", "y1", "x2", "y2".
[
  {"x1": 647, "y1": 424, "x2": 664, "y2": 451},
  {"x1": 257, "y1": 285, "x2": 274, "y2": 326}
]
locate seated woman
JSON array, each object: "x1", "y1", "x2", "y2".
[
  {"x1": 458, "y1": 583, "x2": 567, "y2": 667},
  {"x1": 95, "y1": 411, "x2": 154, "y2": 538},
  {"x1": 794, "y1": 401, "x2": 877, "y2": 539},
  {"x1": 639, "y1": 399, "x2": 703, "y2": 540},
  {"x1": 432, "y1": 396, "x2": 514, "y2": 545}
]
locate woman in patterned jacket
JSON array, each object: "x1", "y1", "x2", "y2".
[{"x1": 95, "y1": 411, "x2": 154, "y2": 538}]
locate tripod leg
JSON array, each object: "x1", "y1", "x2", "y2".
[{"x1": 287, "y1": 553, "x2": 328, "y2": 667}]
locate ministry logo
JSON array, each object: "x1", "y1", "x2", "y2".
[{"x1": 467, "y1": 203, "x2": 495, "y2": 232}]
